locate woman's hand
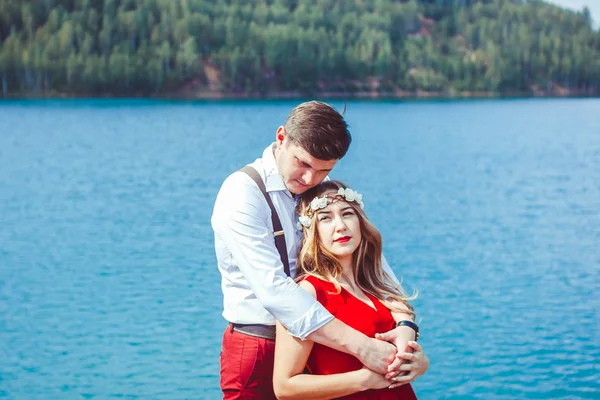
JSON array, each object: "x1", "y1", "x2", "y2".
[
  {"x1": 358, "y1": 365, "x2": 392, "y2": 391},
  {"x1": 375, "y1": 325, "x2": 415, "y2": 379},
  {"x1": 388, "y1": 341, "x2": 429, "y2": 388}
]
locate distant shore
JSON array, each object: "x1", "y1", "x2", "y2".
[{"x1": 2, "y1": 88, "x2": 598, "y2": 101}]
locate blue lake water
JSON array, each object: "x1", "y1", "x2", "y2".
[{"x1": 0, "y1": 99, "x2": 598, "y2": 399}]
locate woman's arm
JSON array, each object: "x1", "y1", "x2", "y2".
[
  {"x1": 273, "y1": 280, "x2": 390, "y2": 400},
  {"x1": 389, "y1": 301, "x2": 417, "y2": 352},
  {"x1": 375, "y1": 300, "x2": 416, "y2": 355},
  {"x1": 374, "y1": 300, "x2": 422, "y2": 382}
]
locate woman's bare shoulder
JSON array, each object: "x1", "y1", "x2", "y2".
[{"x1": 298, "y1": 278, "x2": 317, "y2": 299}]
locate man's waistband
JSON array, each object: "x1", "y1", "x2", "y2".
[{"x1": 230, "y1": 323, "x2": 276, "y2": 340}]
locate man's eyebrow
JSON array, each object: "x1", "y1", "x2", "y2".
[
  {"x1": 296, "y1": 157, "x2": 333, "y2": 172},
  {"x1": 299, "y1": 159, "x2": 312, "y2": 168}
]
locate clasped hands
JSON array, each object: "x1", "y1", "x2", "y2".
[{"x1": 360, "y1": 327, "x2": 429, "y2": 390}]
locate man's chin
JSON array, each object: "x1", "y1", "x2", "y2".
[{"x1": 287, "y1": 181, "x2": 311, "y2": 195}]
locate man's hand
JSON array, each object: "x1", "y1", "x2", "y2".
[
  {"x1": 356, "y1": 337, "x2": 397, "y2": 374},
  {"x1": 375, "y1": 326, "x2": 416, "y2": 379},
  {"x1": 388, "y1": 341, "x2": 429, "y2": 389}
]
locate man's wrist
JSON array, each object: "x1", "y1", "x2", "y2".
[
  {"x1": 352, "y1": 332, "x2": 372, "y2": 362},
  {"x1": 309, "y1": 318, "x2": 369, "y2": 357}
]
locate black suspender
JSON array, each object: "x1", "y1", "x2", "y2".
[{"x1": 239, "y1": 166, "x2": 291, "y2": 277}]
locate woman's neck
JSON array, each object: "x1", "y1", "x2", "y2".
[{"x1": 338, "y1": 256, "x2": 357, "y2": 288}]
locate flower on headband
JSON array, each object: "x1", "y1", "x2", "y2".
[
  {"x1": 356, "y1": 193, "x2": 364, "y2": 209},
  {"x1": 298, "y1": 215, "x2": 312, "y2": 228},
  {"x1": 338, "y1": 187, "x2": 364, "y2": 209},
  {"x1": 338, "y1": 188, "x2": 353, "y2": 201},
  {"x1": 310, "y1": 196, "x2": 328, "y2": 211},
  {"x1": 302, "y1": 186, "x2": 365, "y2": 223}
]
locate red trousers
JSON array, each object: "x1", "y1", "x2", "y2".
[{"x1": 220, "y1": 325, "x2": 277, "y2": 400}]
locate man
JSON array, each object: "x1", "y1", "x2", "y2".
[{"x1": 212, "y1": 101, "x2": 428, "y2": 399}]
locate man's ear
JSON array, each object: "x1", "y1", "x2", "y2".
[{"x1": 275, "y1": 126, "x2": 286, "y2": 146}]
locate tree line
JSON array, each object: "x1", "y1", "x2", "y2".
[{"x1": 0, "y1": 0, "x2": 599, "y2": 97}]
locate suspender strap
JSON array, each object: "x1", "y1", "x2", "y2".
[{"x1": 239, "y1": 165, "x2": 291, "y2": 277}]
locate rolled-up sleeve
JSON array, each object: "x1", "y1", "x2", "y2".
[{"x1": 211, "y1": 173, "x2": 333, "y2": 339}]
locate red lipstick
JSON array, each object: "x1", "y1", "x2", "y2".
[{"x1": 335, "y1": 236, "x2": 351, "y2": 243}]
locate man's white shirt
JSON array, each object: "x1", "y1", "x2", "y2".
[{"x1": 211, "y1": 144, "x2": 399, "y2": 339}]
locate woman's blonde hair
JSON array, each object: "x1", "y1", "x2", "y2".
[{"x1": 296, "y1": 180, "x2": 416, "y2": 318}]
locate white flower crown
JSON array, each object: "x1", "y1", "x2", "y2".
[{"x1": 297, "y1": 187, "x2": 364, "y2": 229}]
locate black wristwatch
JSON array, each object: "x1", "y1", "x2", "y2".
[{"x1": 395, "y1": 320, "x2": 419, "y2": 341}]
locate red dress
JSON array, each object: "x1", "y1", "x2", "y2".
[{"x1": 303, "y1": 276, "x2": 418, "y2": 400}]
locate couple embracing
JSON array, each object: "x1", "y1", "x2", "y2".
[{"x1": 212, "y1": 101, "x2": 429, "y2": 399}]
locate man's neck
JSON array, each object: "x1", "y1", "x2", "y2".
[{"x1": 272, "y1": 143, "x2": 295, "y2": 197}]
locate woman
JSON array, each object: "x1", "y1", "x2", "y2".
[{"x1": 273, "y1": 180, "x2": 428, "y2": 399}]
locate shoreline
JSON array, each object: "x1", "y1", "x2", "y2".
[{"x1": 1, "y1": 90, "x2": 598, "y2": 101}]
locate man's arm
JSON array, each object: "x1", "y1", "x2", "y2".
[{"x1": 308, "y1": 320, "x2": 397, "y2": 374}]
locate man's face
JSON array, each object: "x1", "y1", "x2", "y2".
[{"x1": 275, "y1": 128, "x2": 338, "y2": 195}]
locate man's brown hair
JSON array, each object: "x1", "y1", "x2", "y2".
[{"x1": 284, "y1": 101, "x2": 351, "y2": 161}]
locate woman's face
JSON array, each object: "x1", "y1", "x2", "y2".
[{"x1": 315, "y1": 192, "x2": 362, "y2": 263}]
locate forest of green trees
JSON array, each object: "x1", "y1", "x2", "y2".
[{"x1": 0, "y1": 0, "x2": 599, "y2": 98}]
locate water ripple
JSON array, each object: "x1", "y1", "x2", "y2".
[{"x1": 1, "y1": 99, "x2": 599, "y2": 399}]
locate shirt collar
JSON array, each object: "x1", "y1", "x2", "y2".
[{"x1": 262, "y1": 143, "x2": 288, "y2": 193}]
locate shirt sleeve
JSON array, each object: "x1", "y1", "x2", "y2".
[
  {"x1": 211, "y1": 172, "x2": 333, "y2": 339},
  {"x1": 382, "y1": 254, "x2": 400, "y2": 285}
]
